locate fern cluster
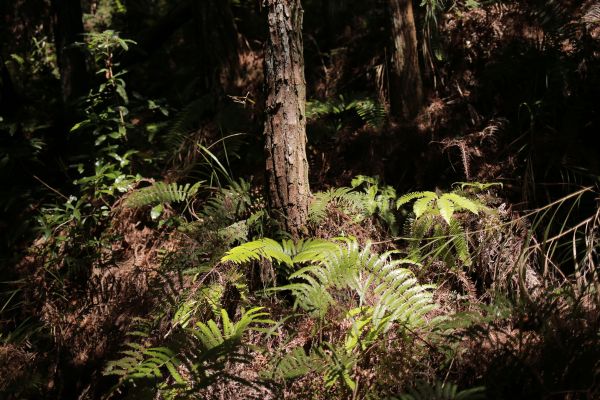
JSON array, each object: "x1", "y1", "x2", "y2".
[
  {"x1": 306, "y1": 96, "x2": 387, "y2": 128},
  {"x1": 397, "y1": 190, "x2": 487, "y2": 268},
  {"x1": 223, "y1": 237, "x2": 438, "y2": 391},
  {"x1": 173, "y1": 179, "x2": 271, "y2": 274},
  {"x1": 125, "y1": 181, "x2": 202, "y2": 208},
  {"x1": 104, "y1": 307, "x2": 274, "y2": 396},
  {"x1": 309, "y1": 175, "x2": 399, "y2": 234}
]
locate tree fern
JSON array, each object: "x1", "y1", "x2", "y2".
[{"x1": 125, "y1": 181, "x2": 202, "y2": 208}]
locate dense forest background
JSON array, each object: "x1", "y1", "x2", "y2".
[{"x1": 1, "y1": 0, "x2": 599, "y2": 399}]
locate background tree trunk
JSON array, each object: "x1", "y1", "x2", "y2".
[
  {"x1": 51, "y1": 0, "x2": 89, "y2": 104},
  {"x1": 194, "y1": 0, "x2": 240, "y2": 94},
  {"x1": 0, "y1": 54, "x2": 19, "y2": 117},
  {"x1": 263, "y1": 0, "x2": 310, "y2": 238},
  {"x1": 389, "y1": 0, "x2": 423, "y2": 120}
]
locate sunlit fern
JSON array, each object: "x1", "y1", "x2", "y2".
[
  {"x1": 104, "y1": 307, "x2": 274, "y2": 394},
  {"x1": 224, "y1": 238, "x2": 437, "y2": 331},
  {"x1": 125, "y1": 181, "x2": 202, "y2": 208},
  {"x1": 232, "y1": 238, "x2": 439, "y2": 391},
  {"x1": 221, "y1": 237, "x2": 340, "y2": 268},
  {"x1": 398, "y1": 190, "x2": 486, "y2": 267}
]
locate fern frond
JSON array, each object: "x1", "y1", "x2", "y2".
[
  {"x1": 309, "y1": 187, "x2": 359, "y2": 224},
  {"x1": 351, "y1": 99, "x2": 387, "y2": 128},
  {"x1": 271, "y1": 239, "x2": 436, "y2": 331},
  {"x1": 397, "y1": 381, "x2": 485, "y2": 400},
  {"x1": 192, "y1": 307, "x2": 274, "y2": 352},
  {"x1": 583, "y1": 4, "x2": 600, "y2": 26},
  {"x1": 437, "y1": 196, "x2": 455, "y2": 224},
  {"x1": 414, "y1": 194, "x2": 438, "y2": 218},
  {"x1": 269, "y1": 346, "x2": 318, "y2": 380},
  {"x1": 442, "y1": 193, "x2": 483, "y2": 215},
  {"x1": 396, "y1": 191, "x2": 432, "y2": 208},
  {"x1": 291, "y1": 238, "x2": 340, "y2": 263},
  {"x1": 104, "y1": 344, "x2": 184, "y2": 384},
  {"x1": 449, "y1": 220, "x2": 471, "y2": 266},
  {"x1": 201, "y1": 178, "x2": 253, "y2": 223},
  {"x1": 125, "y1": 181, "x2": 202, "y2": 208},
  {"x1": 269, "y1": 343, "x2": 358, "y2": 390},
  {"x1": 221, "y1": 238, "x2": 293, "y2": 266}
]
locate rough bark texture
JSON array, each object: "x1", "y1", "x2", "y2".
[
  {"x1": 389, "y1": 0, "x2": 424, "y2": 120},
  {"x1": 51, "y1": 0, "x2": 89, "y2": 104},
  {"x1": 264, "y1": 0, "x2": 310, "y2": 238}
]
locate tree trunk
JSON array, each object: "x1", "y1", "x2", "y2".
[
  {"x1": 389, "y1": 0, "x2": 423, "y2": 120},
  {"x1": 51, "y1": 0, "x2": 89, "y2": 104},
  {"x1": 0, "y1": 54, "x2": 19, "y2": 117},
  {"x1": 194, "y1": 0, "x2": 240, "y2": 93},
  {"x1": 263, "y1": 0, "x2": 310, "y2": 238}
]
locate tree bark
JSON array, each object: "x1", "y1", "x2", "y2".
[
  {"x1": 263, "y1": 0, "x2": 310, "y2": 238},
  {"x1": 51, "y1": 0, "x2": 89, "y2": 104},
  {"x1": 389, "y1": 0, "x2": 423, "y2": 120}
]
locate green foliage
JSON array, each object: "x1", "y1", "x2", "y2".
[
  {"x1": 268, "y1": 342, "x2": 359, "y2": 391},
  {"x1": 306, "y1": 96, "x2": 387, "y2": 129},
  {"x1": 222, "y1": 237, "x2": 340, "y2": 268},
  {"x1": 125, "y1": 181, "x2": 202, "y2": 208},
  {"x1": 398, "y1": 190, "x2": 487, "y2": 268},
  {"x1": 277, "y1": 239, "x2": 436, "y2": 329},
  {"x1": 173, "y1": 178, "x2": 272, "y2": 272},
  {"x1": 192, "y1": 307, "x2": 274, "y2": 351},
  {"x1": 309, "y1": 187, "x2": 364, "y2": 224},
  {"x1": 397, "y1": 191, "x2": 485, "y2": 225},
  {"x1": 225, "y1": 236, "x2": 437, "y2": 333},
  {"x1": 104, "y1": 343, "x2": 185, "y2": 384},
  {"x1": 104, "y1": 308, "x2": 275, "y2": 394},
  {"x1": 227, "y1": 237, "x2": 438, "y2": 392},
  {"x1": 309, "y1": 176, "x2": 400, "y2": 234},
  {"x1": 200, "y1": 178, "x2": 253, "y2": 223},
  {"x1": 396, "y1": 381, "x2": 485, "y2": 400}
]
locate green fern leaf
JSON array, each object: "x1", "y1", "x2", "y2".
[
  {"x1": 442, "y1": 193, "x2": 482, "y2": 215},
  {"x1": 437, "y1": 196, "x2": 455, "y2": 224},
  {"x1": 413, "y1": 193, "x2": 437, "y2": 218},
  {"x1": 221, "y1": 238, "x2": 292, "y2": 266},
  {"x1": 397, "y1": 191, "x2": 431, "y2": 208},
  {"x1": 125, "y1": 181, "x2": 202, "y2": 208}
]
